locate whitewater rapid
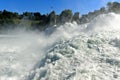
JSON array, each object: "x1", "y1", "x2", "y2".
[{"x1": 1, "y1": 13, "x2": 120, "y2": 80}]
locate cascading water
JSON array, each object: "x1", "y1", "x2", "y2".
[{"x1": 1, "y1": 12, "x2": 120, "y2": 80}]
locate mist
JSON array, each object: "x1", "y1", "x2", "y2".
[
  {"x1": 0, "y1": 21, "x2": 85, "y2": 80},
  {"x1": 21, "y1": 12, "x2": 120, "y2": 80},
  {"x1": 1, "y1": 7, "x2": 120, "y2": 80}
]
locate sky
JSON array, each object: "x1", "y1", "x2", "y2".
[{"x1": 0, "y1": 0, "x2": 120, "y2": 14}]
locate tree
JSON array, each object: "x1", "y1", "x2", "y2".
[
  {"x1": 59, "y1": 9, "x2": 73, "y2": 23},
  {"x1": 107, "y1": 2, "x2": 120, "y2": 13},
  {"x1": 48, "y1": 11, "x2": 56, "y2": 26},
  {"x1": 2, "y1": 10, "x2": 13, "y2": 19},
  {"x1": 34, "y1": 12, "x2": 41, "y2": 20},
  {"x1": 100, "y1": 7, "x2": 106, "y2": 13},
  {"x1": 23, "y1": 12, "x2": 34, "y2": 20},
  {"x1": 13, "y1": 12, "x2": 19, "y2": 19},
  {"x1": 73, "y1": 12, "x2": 80, "y2": 23}
]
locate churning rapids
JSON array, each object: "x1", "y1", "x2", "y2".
[{"x1": 1, "y1": 13, "x2": 120, "y2": 80}]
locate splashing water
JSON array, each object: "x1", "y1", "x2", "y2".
[{"x1": 1, "y1": 13, "x2": 120, "y2": 80}]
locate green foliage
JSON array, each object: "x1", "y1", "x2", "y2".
[
  {"x1": 107, "y1": 2, "x2": 120, "y2": 13},
  {"x1": 0, "y1": 1, "x2": 120, "y2": 31},
  {"x1": 73, "y1": 12, "x2": 80, "y2": 23},
  {"x1": 60, "y1": 9, "x2": 73, "y2": 23},
  {"x1": 48, "y1": 11, "x2": 57, "y2": 25},
  {"x1": 34, "y1": 12, "x2": 41, "y2": 20}
]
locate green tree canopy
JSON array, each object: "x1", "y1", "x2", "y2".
[{"x1": 60, "y1": 9, "x2": 73, "y2": 23}]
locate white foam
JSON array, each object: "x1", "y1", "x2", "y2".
[
  {"x1": 86, "y1": 13, "x2": 120, "y2": 33},
  {"x1": 1, "y1": 12, "x2": 120, "y2": 80}
]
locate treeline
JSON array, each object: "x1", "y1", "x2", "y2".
[
  {"x1": 0, "y1": 2, "x2": 120, "y2": 31},
  {"x1": 0, "y1": 9, "x2": 79, "y2": 31}
]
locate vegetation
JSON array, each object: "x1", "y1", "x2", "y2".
[{"x1": 0, "y1": 2, "x2": 120, "y2": 31}]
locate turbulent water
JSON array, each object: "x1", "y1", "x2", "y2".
[{"x1": 1, "y1": 13, "x2": 120, "y2": 80}]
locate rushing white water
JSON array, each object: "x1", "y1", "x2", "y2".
[{"x1": 1, "y1": 13, "x2": 120, "y2": 80}]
